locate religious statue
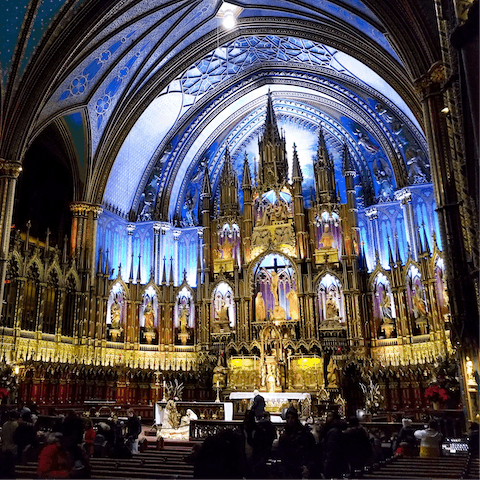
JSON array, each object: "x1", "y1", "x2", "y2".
[
  {"x1": 354, "y1": 128, "x2": 379, "y2": 154},
  {"x1": 221, "y1": 237, "x2": 233, "y2": 259},
  {"x1": 406, "y1": 147, "x2": 428, "y2": 183},
  {"x1": 325, "y1": 292, "x2": 339, "y2": 319},
  {"x1": 373, "y1": 156, "x2": 394, "y2": 199},
  {"x1": 212, "y1": 356, "x2": 228, "y2": 389},
  {"x1": 267, "y1": 370, "x2": 276, "y2": 393},
  {"x1": 412, "y1": 287, "x2": 427, "y2": 318},
  {"x1": 162, "y1": 400, "x2": 180, "y2": 429},
  {"x1": 110, "y1": 298, "x2": 121, "y2": 329},
  {"x1": 214, "y1": 300, "x2": 230, "y2": 332},
  {"x1": 326, "y1": 358, "x2": 339, "y2": 389},
  {"x1": 465, "y1": 357, "x2": 476, "y2": 386},
  {"x1": 255, "y1": 292, "x2": 266, "y2": 321},
  {"x1": 180, "y1": 409, "x2": 198, "y2": 427},
  {"x1": 179, "y1": 307, "x2": 188, "y2": 334},
  {"x1": 319, "y1": 224, "x2": 335, "y2": 249},
  {"x1": 269, "y1": 270, "x2": 280, "y2": 306},
  {"x1": 380, "y1": 290, "x2": 393, "y2": 321},
  {"x1": 286, "y1": 289, "x2": 299, "y2": 321},
  {"x1": 144, "y1": 301, "x2": 155, "y2": 331}
]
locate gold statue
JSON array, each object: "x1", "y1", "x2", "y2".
[
  {"x1": 221, "y1": 237, "x2": 233, "y2": 259},
  {"x1": 255, "y1": 292, "x2": 266, "y2": 321},
  {"x1": 212, "y1": 356, "x2": 228, "y2": 389},
  {"x1": 110, "y1": 299, "x2": 121, "y2": 329},
  {"x1": 214, "y1": 299, "x2": 230, "y2": 331},
  {"x1": 179, "y1": 308, "x2": 188, "y2": 335},
  {"x1": 319, "y1": 224, "x2": 334, "y2": 249},
  {"x1": 325, "y1": 292, "x2": 339, "y2": 319},
  {"x1": 326, "y1": 358, "x2": 339, "y2": 388},
  {"x1": 412, "y1": 287, "x2": 427, "y2": 318},
  {"x1": 286, "y1": 288, "x2": 299, "y2": 321},
  {"x1": 144, "y1": 301, "x2": 155, "y2": 330}
]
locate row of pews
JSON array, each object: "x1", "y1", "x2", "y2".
[
  {"x1": 14, "y1": 444, "x2": 195, "y2": 479},
  {"x1": 13, "y1": 442, "x2": 478, "y2": 479},
  {"x1": 363, "y1": 453, "x2": 477, "y2": 479}
]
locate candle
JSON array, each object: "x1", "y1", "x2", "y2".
[
  {"x1": 216, "y1": 380, "x2": 219, "y2": 388},
  {"x1": 163, "y1": 380, "x2": 166, "y2": 389}
]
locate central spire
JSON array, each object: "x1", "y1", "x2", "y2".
[{"x1": 257, "y1": 90, "x2": 288, "y2": 193}]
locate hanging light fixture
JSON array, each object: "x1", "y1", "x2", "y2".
[{"x1": 216, "y1": 2, "x2": 243, "y2": 30}]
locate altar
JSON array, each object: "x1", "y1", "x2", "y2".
[{"x1": 229, "y1": 391, "x2": 310, "y2": 421}]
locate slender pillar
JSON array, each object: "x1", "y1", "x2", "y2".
[
  {"x1": 126, "y1": 224, "x2": 135, "y2": 281},
  {"x1": 153, "y1": 223, "x2": 161, "y2": 284},
  {"x1": 160, "y1": 223, "x2": 170, "y2": 284},
  {"x1": 173, "y1": 229, "x2": 181, "y2": 286},
  {"x1": 0, "y1": 160, "x2": 22, "y2": 322},
  {"x1": 89, "y1": 206, "x2": 103, "y2": 279},
  {"x1": 365, "y1": 207, "x2": 379, "y2": 267},
  {"x1": 395, "y1": 189, "x2": 418, "y2": 260}
]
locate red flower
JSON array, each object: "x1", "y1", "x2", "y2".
[{"x1": 424, "y1": 385, "x2": 448, "y2": 402}]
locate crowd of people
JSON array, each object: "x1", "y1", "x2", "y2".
[
  {"x1": 1, "y1": 397, "x2": 478, "y2": 479},
  {"x1": 192, "y1": 406, "x2": 376, "y2": 479},
  {"x1": 192, "y1": 393, "x2": 479, "y2": 479},
  {"x1": 0, "y1": 402, "x2": 143, "y2": 479}
]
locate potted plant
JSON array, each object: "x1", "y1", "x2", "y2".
[{"x1": 424, "y1": 384, "x2": 448, "y2": 410}]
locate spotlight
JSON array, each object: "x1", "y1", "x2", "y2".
[
  {"x1": 216, "y1": 2, "x2": 243, "y2": 30},
  {"x1": 223, "y1": 10, "x2": 235, "y2": 29},
  {"x1": 440, "y1": 107, "x2": 450, "y2": 116}
]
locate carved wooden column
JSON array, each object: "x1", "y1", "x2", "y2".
[
  {"x1": 0, "y1": 160, "x2": 22, "y2": 322},
  {"x1": 416, "y1": 61, "x2": 478, "y2": 349}
]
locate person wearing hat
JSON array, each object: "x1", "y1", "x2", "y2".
[
  {"x1": 394, "y1": 418, "x2": 417, "y2": 457},
  {"x1": 37, "y1": 432, "x2": 72, "y2": 479},
  {"x1": 414, "y1": 419, "x2": 443, "y2": 458},
  {"x1": 278, "y1": 406, "x2": 315, "y2": 478}
]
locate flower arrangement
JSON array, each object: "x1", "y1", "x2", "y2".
[
  {"x1": 424, "y1": 384, "x2": 448, "y2": 403},
  {"x1": 360, "y1": 378, "x2": 384, "y2": 414},
  {"x1": 0, "y1": 363, "x2": 18, "y2": 402}
]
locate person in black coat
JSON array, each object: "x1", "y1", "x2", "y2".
[
  {"x1": 252, "y1": 389, "x2": 266, "y2": 420},
  {"x1": 126, "y1": 408, "x2": 142, "y2": 454},
  {"x1": 278, "y1": 406, "x2": 315, "y2": 479},
  {"x1": 344, "y1": 416, "x2": 373, "y2": 476}
]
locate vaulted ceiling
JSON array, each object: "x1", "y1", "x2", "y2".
[{"x1": 1, "y1": 0, "x2": 441, "y2": 227}]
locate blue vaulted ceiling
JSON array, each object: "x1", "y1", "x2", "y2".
[{"x1": 9, "y1": 1, "x2": 430, "y2": 225}]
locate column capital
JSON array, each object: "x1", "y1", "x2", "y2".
[
  {"x1": 173, "y1": 229, "x2": 181, "y2": 240},
  {"x1": 0, "y1": 159, "x2": 23, "y2": 178},
  {"x1": 70, "y1": 202, "x2": 103, "y2": 217},
  {"x1": 153, "y1": 222, "x2": 162, "y2": 233},
  {"x1": 365, "y1": 206, "x2": 378, "y2": 220},
  {"x1": 126, "y1": 224, "x2": 136, "y2": 235},
  {"x1": 414, "y1": 62, "x2": 446, "y2": 95},
  {"x1": 394, "y1": 188, "x2": 412, "y2": 204},
  {"x1": 160, "y1": 222, "x2": 171, "y2": 234}
]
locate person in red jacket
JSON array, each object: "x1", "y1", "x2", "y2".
[
  {"x1": 84, "y1": 421, "x2": 95, "y2": 457},
  {"x1": 37, "y1": 432, "x2": 72, "y2": 479}
]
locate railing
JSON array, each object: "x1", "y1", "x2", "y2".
[
  {"x1": 377, "y1": 338, "x2": 398, "y2": 346},
  {"x1": 189, "y1": 419, "x2": 286, "y2": 441},
  {"x1": 140, "y1": 344, "x2": 158, "y2": 351},
  {"x1": 412, "y1": 334, "x2": 431, "y2": 343},
  {"x1": 20, "y1": 330, "x2": 35, "y2": 338}
]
